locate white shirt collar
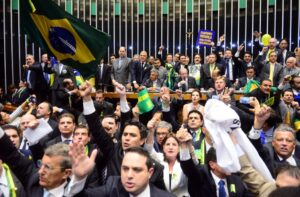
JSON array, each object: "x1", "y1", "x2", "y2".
[
  {"x1": 277, "y1": 154, "x2": 297, "y2": 166},
  {"x1": 211, "y1": 172, "x2": 228, "y2": 197},
  {"x1": 129, "y1": 184, "x2": 150, "y2": 197},
  {"x1": 44, "y1": 180, "x2": 68, "y2": 197}
]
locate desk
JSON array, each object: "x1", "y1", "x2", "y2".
[{"x1": 103, "y1": 91, "x2": 244, "y2": 101}]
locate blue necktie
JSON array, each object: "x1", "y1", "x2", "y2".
[
  {"x1": 218, "y1": 180, "x2": 226, "y2": 197},
  {"x1": 260, "y1": 132, "x2": 266, "y2": 145},
  {"x1": 64, "y1": 139, "x2": 72, "y2": 144}
]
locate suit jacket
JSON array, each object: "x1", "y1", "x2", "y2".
[
  {"x1": 235, "y1": 76, "x2": 260, "y2": 90},
  {"x1": 253, "y1": 40, "x2": 284, "y2": 64},
  {"x1": 143, "y1": 78, "x2": 164, "y2": 92},
  {"x1": 111, "y1": 57, "x2": 132, "y2": 85},
  {"x1": 45, "y1": 135, "x2": 62, "y2": 147},
  {"x1": 44, "y1": 63, "x2": 75, "y2": 90},
  {"x1": 95, "y1": 64, "x2": 112, "y2": 89},
  {"x1": 11, "y1": 87, "x2": 30, "y2": 106},
  {"x1": 256, "y1": 59, "x2": 283, "y2": 86},
  {"x1": 174, "y1": 76, "x2": 197, "y2": 91},
  {"x1": 173, "y1": 63, "x2": 188, "y2": 74},
  {"x1": 200, "y1": 63, "x2": 225, "y2": 90},
  {"x1": 180, "y1": 158, "x2": 248, "y2": 197},
  {"x1": 75, "y1": 176, "x2": 175, "y2": 197},
  {"x1": 85, "y1": 111, "x2": 166, "y2": 190},
  {"x1": 218, "y1": 57, "x2": 241, "y2": 81},
  {"x1": 130, "y1": 61, "x2": 152, "y2": 85},
  {"x1": 0, "y1": 135, "x2": 44, "y2": 196},
  {"x1": 207, "y1": 90, "x2": 236, "y2": 107},
  {"x1": 94, "y1": 100, "x2": 114, "y2": 117}
]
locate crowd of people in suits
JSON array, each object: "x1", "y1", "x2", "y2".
[{"x1": 0, "y1": 32, "x2": 300, "y2": 197}]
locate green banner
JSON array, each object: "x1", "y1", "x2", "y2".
[
  {"x1": 162, "y1": 1, "x2": 168, "y2": 15},
  {"x1": 66, "y1": 0, "x2": 72, "y2": 14},
  {"x1": 12, "y1": 0, "x2": 18, "y2": 11},
  {"x1": 239, "y1": 0, "x2": 247, "y2": 9},
  {"x1": 212, "y1": 0, "x2": 219, "y2": 12},
  {"x1": 269, "y1": 0, "x2": 275, "y2": 6},
  {"x1": 91, "y1": 2, "x2": 96, "y2": 16},
  {"x1": 186, "y1": 0, "x2": 193, "y2": 13},
  {"x1": 114, "y1": 2, "x2": 120, "y2": 16},
  {"x1": 137, "y1": 89, "x2": 154, "y2": 114},
  {"x1": 138, "y1": 1, "x2": 144, "y2": 15}
]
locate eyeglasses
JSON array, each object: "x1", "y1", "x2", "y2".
[{"x1": 37, "y1": 161, "x2": 62, "y2": 172}]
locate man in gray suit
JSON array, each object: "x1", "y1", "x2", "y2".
[
  {"x1": 256, "y1": 49, "x2": 283, "y2": 86},
  {"x1": 111, "y1": 47, "x2": 132, "y2": 90}
]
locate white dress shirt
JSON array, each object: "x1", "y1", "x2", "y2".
[{"x1": 211, "y1": 172, "x2": 228, "y2": 197}]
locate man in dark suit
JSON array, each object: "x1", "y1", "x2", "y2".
[
  {"x1": 179, "y1": 139, "x2": 248, "y2": 197},
  {"x1": 174, "y1": 68, "x2": 196, "y2": 92},
  {"x1": 44, "y1": 59, "x2": 75, "y2": 105},
  {"x1": 235, "y1": 67, "x2": 260, "y2": 90},
  {"x1": 94, "y1": 90, "x2": 114, "y2": 118},
  {"x1": 46, "y1": 113, "x2": 75, "y2": 147},
  {"x1": 142, "y1": 69, "x2": 164, "y2": 92},
  {"x1": 279, "y1": 38, "x2": 295, "y2": 66},
  {"x1": 255, "y1": 50, "x2": 283, "y2": 86},
  {"x1": 95, "y1": 58, "x2": 112, "y2": 91},
  {"x1": 173, "y1": 54, "x2": 188, "y2": 73},
  {"x1": 0, "y1": 127, "x2": 93, "y2": 196},
  {"x1": 81, "y1": 81, "x2": 166, "y2": 190},
  {"x1": 75, "y1": 147, "x2": 175, "y2": 197},
  {"x1": 131, "y1": 51, "x2": 153, "y2": 90},
  {"x1": 200, "y1": 53, "x2": 225, "y2": 90},
  {"x1": 23, "y1": 54, "x2": 48, "y2": 103}
]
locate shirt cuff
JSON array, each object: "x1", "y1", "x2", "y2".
[
  {"x1": 83, "y1": 100, "x2": 96, "y2": 115},
  {"x1": 0, "y1": 127, "x2": 4, "y2": 138},
  {"x1": 180, "y1": 147, "x2": 191, "y2": 161},
  {"x1": 259, "y1": 52, "x2": 264, "y2": 56},
  {"x1": 234, "y1": 51, "x2": 240, "y2": 58},
  {"x1": 248, "y1": 127, "x2": 261, "y2": 140},
  {"x1": 255, "y1": 38, "x2": 260, "y2": 42},
  {"x1": 120, "y1": 97, "x2": 130, "y2": 113},
  {"x1": 66, "y1": 175, "x2": 88, "y2": 196}
]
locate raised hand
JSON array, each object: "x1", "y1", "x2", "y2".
[
  {"x1": 69, "y1": 141, "x2": 98, "y2": 180},
  {"x1": 253, "y1": 31, "x2": 262, "y2": 39},
  {"x1": 78, "y1": 81, "x2": 92, "y2": 98}
]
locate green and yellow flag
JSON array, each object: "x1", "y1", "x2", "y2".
[
  {"x1": 20, "y1": 0, "x2": 111, "y2": 78},
  {"x1": 244, "y1": 80, "x2": 260, "y2": 94},
  {"x1": 137, "y1": 89, "x2": 154, "y2": 114}
]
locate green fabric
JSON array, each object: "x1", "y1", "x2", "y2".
[
  {"x1": 91, "y1": 1, "x2": 96, "y2": 16},
  {"x1": 114, "y1": 2, "x2": 120, "y2": 16},
  {"x1": 186, "y1": 0, "x2": 193, "y2": 13},
  {"x1": 137, "y1": 89, "x2": 154, "y2": 114},
  {"x1": 20, "y1": 0, "x2": 111, "y2": 78},
  {"x1": 243, "y1": 80, "x2": 260, "y2": 94},
  {"x1": 239, "y1": 0, "x2": 246, "y2": 9},
  {"x1": 12, "y1": 0, "x2": 19, "y2": 11},
  {"x1": 269, "y1": 0, "x2": 275, "y2": 6},
  {"x1": 212, "y1": 0, "x2": 219, "y2": 11},
  {"x1": 162, "y1": 1, "x2": 169, "y2": 15},
  {"x1": 66, "y1": 0, "x2": 72, "y2": 14},
  {"x1": 138, "y1": 2, "x2": 144, "y2": 15}
]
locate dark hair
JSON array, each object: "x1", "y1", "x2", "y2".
[
  {"x1": 269, "y1": 187, "x2": 300, "y2": 197},
  {"x1": 124, "y1": 120, "x2": 148, "y2": 139},
  {"x1": 188, "y1": 110, "x2": 203, "y2": 121},
  {"x1": 124, "y1": 147, "x2": 153, "y2": 170},
  {"x1": 41, "y1": 101, "x2": 53, "y2": 117},
  {"x1": 58, "y1": 113, "x2": 75, "y2": 124},
  {"x1": 282, "y1": 89, "x2": 294, "y2": 97},
  {"x1": 246, "y1": 66, "x2": 255, "y2": 72},
  {"x1": 244, "y1": 51, "x2": 253, "y2": 57},
  {"x1": 261, "y1": 78, "x2": 273, "y2": 84},
  {"x1": 103, "y1": 114, "x2": 118, "y2": 124},
  {"x1": 161, "y1": 133, "x2": 180, "y2": 162},
  {"x1": 191, "y1": 89, "x2": 202, "y2": 99},
  {"x1": 2, "y1": 125, "x2": 21, "y2": 136},
  {"x1": 275, "y1": 165, "x2": 300, "y2": 180},
  {"x1": 206, "y1": 147, "x2": 217, "y2": 170},
  {"x1": 96, "y1": 89, "x2": 103, "y2": 94},
  {"x1": 74, "y1": 124, "x2": 90, "y2": 136},
  {"x1": 280, "y1": 38, "x2": 289, "y2": 45}
]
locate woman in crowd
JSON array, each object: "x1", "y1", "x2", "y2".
[{"x1": 182, "y1": 89, "x2": 204, "y2": 123}]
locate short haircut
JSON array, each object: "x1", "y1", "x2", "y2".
[
  {"x1": 188, "y1": 110, "x2": 203, "y2": 121},
  {"x1": 156, "y1": 121, "x2": 172, "y2": 132},
  {"x1": 41, "y1": 101, "x2": 53, "y2": 117},
  {"x1": 275, "y1": 165, "x2": 300, "y2": 180},
  {"x1": 261, "y1": 78, "x2": 272, "y2": 84},
  {"x1": 96, "y1": 89, "x2": 103, "y2": 94},
  {"x1": 124, "y1": 120, "x2": 148, "y2": 139},
  {"x1": 2, "y1": 125, "x2": 21, "y2": 136},
  {"x1": 244, "y1": 51, "x2": 253, "y2": 57},
  {"x1": 206, "y1": 147, "x2": 217, "y2": 170},
  {"x1": 282, "y1": 89, "x2": 294, "y2": 97},
  {"x1": 58, "y1": 113, "x2": 75, "y2": 124},
  {"x1": 268, "y1": 51, "x2": 277, "y2": 57},
  {"x1": 44, "y1": 143, "x2": 72, "y2": 171},
  {"x1": 150, "y1": 69, "x2": 159, "y2": 75},
  {"x1": 103, "y1": 114, "x2": 118, "y2": 124},
  {"x1": 273, "y1": 124, "x2": 296, "y2": 141},
  {"x1": 124, "y1": 147, "x2": 153, "y2": 170},
  {"x1": 246, "y1": 66, "x2": 255, "y2": 72},
  {"x1": 74, "y1": 124, "x2": 90, "y2": 136}
]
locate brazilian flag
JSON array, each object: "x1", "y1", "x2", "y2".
[
  {"x1": 244, "y1": 80, "x2": 260, "y2": 94},
  {"x1": 20, "y1": 0, "x2": 111, "y2": 78},
  {"x1": 137, "y1": 89, "x2": 154, "y2": 114}
]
